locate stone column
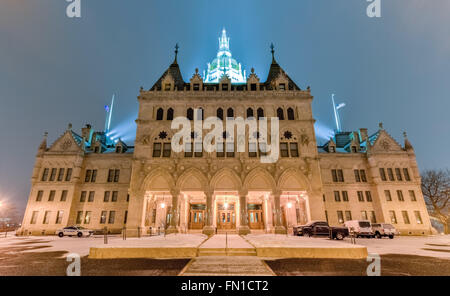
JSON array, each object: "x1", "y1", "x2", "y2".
[
  {"x1": 166, "y1": 189, "x2": 180, "y2": 234},
  {"x1": 202, "y1": 190, "x2": 215, "y2": 235},
  {"x1": 273, "y1": 190, "x2": 287, "y2": 234},
  {"x1": 238, "y1": 190, "x2": 250, "y2": 235}
]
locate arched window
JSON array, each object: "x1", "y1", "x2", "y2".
[
  {"x1": 227, "y1": 108, "x2": 234, "y2": 118},
  {"x1": 287, "y1": 108, "x2": 295, "y2": 120},
  {"x1": 217, "y1": 108, "x2": 224, "y2": 120},
  {"x1": 277, "y1": 108, "x2": 285, "y2": 120},
  {"x1": 257, "y1": 108, "x2": 264, "y2": 119},
  {"x1": 246, "y1": 108, "x2": 254, "y2": 118},
  {"x1": 187, "y1": 108, "x2": 194, "y2": 121},
  {"x1": 156, "y1": 108, "x2": 164, "y2": 121},
  {"x1": 167, "y1": 108, "x2": 174, "y2": 120}
]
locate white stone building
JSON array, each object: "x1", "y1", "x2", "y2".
[{"x1": 19, "y1": 31, "x2": 432, "y2": 236}]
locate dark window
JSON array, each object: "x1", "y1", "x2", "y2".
[
  {"x1": 163, "y1": 143, "x2": 171, "y2": 157},
  {"x1": 48, "y1": 190, "x2": 55, "y2": 202},
  {"x1": 280, "y1": 143, "x2": 289, "y2": 157},
  {"x1": 196, "y1": 108, "x2": 204, "y2": 120},
  {"x1": 65, "y1": 168, "x2": 72, "y2": 181},
  {"x1": 387, "y1": 168, "x2": 395, "y2": 181},
  {"x1": 42, "y1": 211, "x2": 50, "y2": 224},
  {"x1": 354, "y1": 170, "x2": 361, "y2": 182},
  {"x1": 290, "y1": 143, "x2": 299, "y2": 157},
  {"x1": 30, "y1": 211, "x2": 39, "y2": 224},
  {"x1": 91, "y1": 169, "x2": 97, "y2": 182},
  {"x1": 42, "y1": 168, "x2": 49, "y2": 181},
  {"x1": 246, "y1": 108, "x2": 254, "y2": 118},
  {"x1": 57, "y1": 168, "x2": 65, "y2": 181},
  {"x1": 248, "y1": 143, "x2": 257, "y2": 157},
  {"x1": 216, "y1": 142, "x2": 225, "y2": 158},
  {"x1": 56, "y1": 210, "x2": 64, "y2": 224},
  {"x1": 49, "y1": 168, "x2": 57, "y2": 181},
  {"x1": 153, "y1": 143, "x2": 162, "y2": 157},
  {"x1": 257, "y1": 108, "x2": 264, "y2": 119},
  {"x1": 185, "y1": 142, "x2": 193, "y2": 157},
  {"x1": 402, "y1": 211, "x2": 410, "y2": 224},
  {"x1": 403, "y1": 168, "x2": 411, "y2": 181},
  {"x1": 277, "y1": 108, "x2": 284, "y2": 120},
  {"x1": 193, "y1": 83, "x2": 200, "y2": 91},
  {"x1": 187, "y1": 108, "x2": 194, "y2": 120},
  {"x1": 370, "y1": 211, "x2": 377, "y2": 223},
  {"x1": 397, "y1": 190, "x2": 404, "y2": 201},
  {"x1": 357, "y1": 191, "x2": 364, "y2": 202},
  {"x1": 332, "y1": 170, "x2": 338, "y2": 182},
  {"x1": 360, "y1": 170, "x2": 367, "y2": 182},
  {"x1": 337, "y1": 170, "x2": 344, "y2": 182},
  {"x1": 217, "y1": 108, "x2": 224, "y2": 120},
  {"x1": 345, "y1": 211, "x2": 352, "y2": 221},
  {"x1": 156, "y1": 108, "x2": 164, "y2": 120},
  {"x1": 351, "y1": 146, "x2": 357, "y2": 153},
  {"x1": 379, "y1": 168, "x2": 387, "y2": 181},
  {"x1": 287, "y1": 108, "x2": 295, "y2": 120},
  {"x1": 114, "y1": 170, "x2": 120, "y2": 182},
  {"x1": 222, "y1": 84, "x2": 228, "y2": 91},
  {"x1": 329, "y1": 146, "x2": 336, "y2": 153},
  {"x1": 342, "y1": 191, "x2": 349, "y2": 202},
  {"x1": 104, "y1": 191, "x2": 110, "y2": 202},
  {"x1": 107, "y1": 169, "x2": 114, "y2": 182},
  {"x1": 164, "y1": 84, "x2": 171, "y2": 91},
  {"x1": 115, "y1": 146, "x2": 122, "y2": 153},
  {"x1": 36, "y1": 190, "x2": 43, "y2": 202},
  {"x1": 194, "y1": 142, "x2": 203, "y2": 158},
  {"x1": 76, "y1": 211, "x2": 83, "y2": 224},
  {"x1": 80, "y1": 191, "x2": 87, "y2": 202},
  {"x1": 365, "y1": 191, "x2": 372, "y2": 202},
  {"x1": 167, "y1": 108, "x2": 174, "y2": 120},
  {"x1": 409, "y1": 190, "x2": 416, "y2": 201},
  {"x1": 85, "y1": 170, "x2": 92, "y2": 182},
  {"x1": 88, "y1": 191, "x2": 95, "y2": 202},
  {"x1": 112, "y1": 191, "x2": 118, "y2": 202},
  {"x1": 226, "y1": 142, "x2": 234, "y2": 158},
  {"x1": 84, "y1": 211, "x2": 92, "y2": 224},
  {"x1": 250, "y1": 83, "x2": 257, "y2": 91},
  {"x1": 126, "y1": 194, "x2": 130, "y2": 202},
  {"x1": 108, "y1": 211, "x2": 116, "y2": 224},
  {"x1": 124, "y1": 211, "x2": 128, "y2": 224},
  {"x1": 227, "y1": 108, "x2": 234, "y2": 118},
  {"x1": 279, "y1": 83, "x2": 286, "y2": 90},
  {"x1": 60, "y1": 190, "x2": 68, "y2": 202},
  {"x1": 334, "y1": 191, "x2": 341, "y2": 202},
  {"x1": 395, "y1": 168, "x2": 403, "y2": 181}
]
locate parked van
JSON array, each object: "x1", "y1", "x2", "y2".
[
  {"x1": 344, "y1": 220, "x2": 374, "y2": 238},
  {"x1": 371, "y1": 223, "x2": 397, "y2": 239}
]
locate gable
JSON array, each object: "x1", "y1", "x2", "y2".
[
  {"x1": 48, "y1": 132, "x2": 82, "y2": 153},
  {"x1": 372, "y1": 131, "x2": 403, "y2": 152}
]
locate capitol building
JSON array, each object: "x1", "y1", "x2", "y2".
[{"x1": 20, "y1": 30, "x2": 432, "y2": 236}]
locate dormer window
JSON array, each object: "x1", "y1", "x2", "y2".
[
  {"x1": 115, "y1": 146, "x2": 122, "y2": 153},
  {"x1": 222, "y1": 84, "x2": 228, "y2": 91},
  {"x1": 351, "y1": 146, "x2": 357, "y2": 153},
  {"x1": 279, "y1": 83, "x2": 286, "y2": 90},
  {"x1": 250, "y1": 84, "x2": 257, "y2": 91},
  {"x1": 193, "y1": 84, "x2": 200, "y2": 91},
  {"x1": 330, "y1": 146, "x2": 336, "y2": 153},
  {"x1": 164, "y1": 84, "x2": 171, "y2": 91}
]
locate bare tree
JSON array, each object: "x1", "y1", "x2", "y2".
[{"x1": 421, "y1": 169, "x2": 449, "y2": 234}]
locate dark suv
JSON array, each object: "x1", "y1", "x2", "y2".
[{"x1": 293, "y1": 221, "x2": 349, "y2": 240}]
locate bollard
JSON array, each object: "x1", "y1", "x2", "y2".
[
  {"x1": 149, "y1": 227, "x2": 152, "y2": 236},
  {"x1": 104, "y1": 227, "x2": 108, "y2": 244},
  {"x1": 137, "y1": 226, "x2": 141, "y2": 238}
]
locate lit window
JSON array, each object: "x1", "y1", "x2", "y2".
[
  {"x1": 389, "y1": 211, "x2": 397, "y2": 224},
  {"x1": 280, "y1": 143, "x2": 289, "y2": 157},
  {"x1": 163, "y1": 143, "x2": 172, "y2": 157},
  {"x1": 337, "y1": 211, "x2": 344, "y2": 224},
  {"x1": 153, "y1": 143, "x2": 162, "y2": 157},
  {"x1": 290, "y1": 143, "x2": 299, "y2": 157},
  {"x1": 84, "y1": 211, "x2": 92, "y2": 224},
  {"x1": 345, "y1": 211, "x2": 352, "y2": 221},
  {"x1": 414, "y1": 211, "x2": 423, "y2": 224},
  {"x1": 361, "y1": 211, "x2": 368, "y2": 220},
  {"x1": 43, "y1": 211, "x2": 51, "y2": 224},
  {"x1": 108, "y1": 211, "x2": 116, "y2": 224},
  {"x1": 384, "y1": 190, "x2": 392, "y2": 201},
  {"x1": 55, "y1": 211, "x2": 64, "y2": 224}
]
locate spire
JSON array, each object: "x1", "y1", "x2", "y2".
[
  {"x1": 379, "y1": 122, "x2": 384, "y2": 130},
  {"x1": 38, "y1": 132, "x2": 48, "y2": 151},
  {"x1": 174, "y1": 43, "x2": 179, "y2": 64},
  {"x1": 219, "y1": 28, "x2": 230, "y2": 52},
  {"x1": 403, "y1": 131, "x2": 414, "y2": 151},
  {"x1": 270, "y1": 43, "x2": 276, "y2": 64}
]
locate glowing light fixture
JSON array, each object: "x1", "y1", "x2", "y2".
[
  {"x1": 161, "y1": 203, "x2": 165, "y2": 209},
  {"x1": 287, "y1": 202, "x2": 292, "y2": 209}
]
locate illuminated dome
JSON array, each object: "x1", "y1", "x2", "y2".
[{"x1": 203, "y1": 28, "x2": 246, "y2": 84}]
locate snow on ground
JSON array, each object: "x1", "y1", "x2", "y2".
[
  {"x1": 347, "y1": 235, "x2": 450, "y2": 259},
  {"x1": 244, "y1": 234, "x2": 364, "y2": 249},
  {"x1": 0, "y1": 234, "x2": 207, "y2": 258},
  {"x1": 199, "y1": 234, "x2": 253, "y2": 248}
]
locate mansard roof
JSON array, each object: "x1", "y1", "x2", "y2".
[
  {"x1": 264, "y1": 59, "x2": 301, "y2": 91},
  {"x1": 150, "y1": 60, "x2": 185, "y2": 91}
]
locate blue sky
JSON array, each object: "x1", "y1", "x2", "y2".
[{"x1": 0, "y1": 0, "x2": 449, "y2": 211}]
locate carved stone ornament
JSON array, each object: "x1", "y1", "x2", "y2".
[
  {"x1": 60, "y1": 139, "x2": 73, "y2": 151},
  {"x1": 381, "y1": 140, "x2": 390, "y2": 151}
]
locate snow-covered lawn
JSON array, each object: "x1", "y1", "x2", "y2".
[
  {"x1": 0, "y1": 233, "x2": 207, "y2": 258},
  {"x1": 346, "y1": 235, "x2": 450, "y2": 259}
]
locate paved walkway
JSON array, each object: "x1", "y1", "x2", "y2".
[{"x1": 200, "y1": 234, "x2": 254, "y2": 249}]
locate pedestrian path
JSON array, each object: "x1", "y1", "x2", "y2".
[{"x1": 198, "y1": 234, "x2": 256, "y2": 256}]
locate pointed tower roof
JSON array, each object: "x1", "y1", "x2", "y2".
[
  {"x1": 150, "y1": 44, "x2": 186, "y2": 91},
  {"x1": 264, "y1": 43, "x2": 301, "y2": 90},
  {"x1": 403, "y1": 132, "x2": 414, "y2": 151}
]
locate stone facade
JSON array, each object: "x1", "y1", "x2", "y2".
[{"x1": 19, "y1": 37, "x2": 432, "y2": 237}]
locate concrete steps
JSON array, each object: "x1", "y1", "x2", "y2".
[{"x1": 198, "y1": 248, "x2": 257, "y2": 257}]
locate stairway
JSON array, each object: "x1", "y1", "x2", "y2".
[{"x1": 198, "y1": 247, "x2": 257, "y2": 257}]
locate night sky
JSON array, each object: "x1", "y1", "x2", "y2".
[{"x1": 1, "y1": 0, "x2": 449, "y2": 213}]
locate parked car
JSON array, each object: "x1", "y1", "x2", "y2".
[
  {"x1": 293, "y1": 221, "x2": 349, "y2": 240},
  {"x1": 344, "y1": 220, "x2": 374, "y2": 238},
  {"x1": 56, "y1": 226, "x2": 94, "y2": 238},
  {"x1": 371, "y1": 223, "x2": 397, "y2": 239}
]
